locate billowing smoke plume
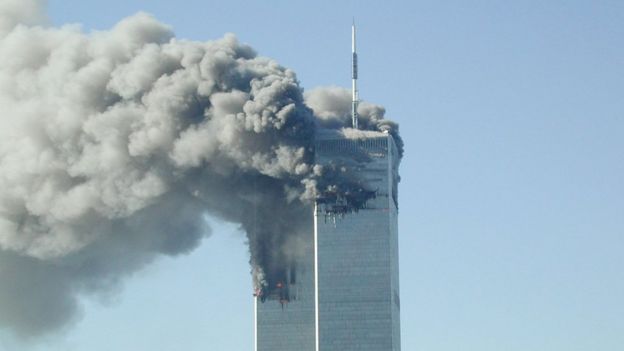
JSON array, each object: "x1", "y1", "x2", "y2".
[
  {"x1": 305, "y1": 86, "x2": 403, "y2": 157},
  {"x1": 0, "y1": 0, "x2": 402, "y2": 336}
]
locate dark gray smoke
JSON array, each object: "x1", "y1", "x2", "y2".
[{"x1": 0, "y1": 0, "x2": 402, "y2": 337}]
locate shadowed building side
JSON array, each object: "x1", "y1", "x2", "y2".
[{"x1": 255, "y1": 221, "x2": 316, "y2": 351}]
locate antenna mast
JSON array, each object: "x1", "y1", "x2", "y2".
[{"x1": 351, "y1": 20, "x2": 359, "y2": 129}]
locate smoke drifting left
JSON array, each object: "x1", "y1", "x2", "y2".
[{"x1": 0, "y1": 0, "x2": 402, "y2": 337}]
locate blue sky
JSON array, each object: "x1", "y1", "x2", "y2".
[{"x1": 3, "y1": 0, "x2": 623, "y2": 350}]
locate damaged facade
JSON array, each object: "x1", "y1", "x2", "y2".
[{"x1": 255, "y1": 129, "x2": 401, "y2": 351}]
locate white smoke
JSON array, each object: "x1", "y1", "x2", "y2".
[{"x1": 0, "y1": 0, "x2": 46, "y2": 36}]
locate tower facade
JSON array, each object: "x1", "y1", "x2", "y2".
[
  {"x1": 314, "y1": 129, "x2": 401, "y2": 350},
  {"x1": 255, "y1": 129, "x2": 401, "y2": 350},
  {"x1": 255, "y1": 237, "x2": 316, "y2": 350}
]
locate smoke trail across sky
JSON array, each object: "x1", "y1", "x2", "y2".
[{"x1": 0, "y1": 0, "x2": 402, "y2": 336}]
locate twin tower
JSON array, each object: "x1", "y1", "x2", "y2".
[{"x1": 255, "y1": 24, "x2": 401, "y2": 351}]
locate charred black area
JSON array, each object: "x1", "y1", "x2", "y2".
[
  {"x1": 256, "y1": 262, "x2": 298, "y2": 304},
  {"x1": 316, "y1": 186, "x2": 377, "y2": 216},
  {"x1": 314, "y1": 159, "x2": 378, "y2": 216}
]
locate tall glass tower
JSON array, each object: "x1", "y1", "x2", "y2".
[{"x1": 255, "y1": 129, "x2": 401, "y2": 350}]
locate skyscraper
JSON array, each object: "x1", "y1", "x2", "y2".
[
  {"x1": 255, "y1": 23, "x2": 400, "y2": 351},
  {"x1": 256, "y1": 129, "x2": 400, "y2": 351},
  {"x1": 314, "y1": 128, "x2": 401, "y2": 351}
]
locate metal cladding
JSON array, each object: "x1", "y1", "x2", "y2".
[
  {"x1": 352, "y1": 20, "x2": 358, "y2": 80},
  {"x1": 352, "y1": 52, "x2": 358, "y2": 79},
  {"x1": 256, "y1": 129, "x2": 401, "y2": 351},
  {"x1": 315, "y1": 131, "x2": 401, "y2": 351},
  {"x1": 352, "y1": 21, "x2": 359, "y2": 129}
]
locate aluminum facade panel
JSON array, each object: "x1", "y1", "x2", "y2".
[
  {"x1": 315, "y1": 131, "x2": 400, "y2": 351},
  {"x1": 256, "y1": 235, "x2": 316, "y2": 351},
  {"x1": 256, "y1": 130, "x2": 400, "y2": 351}
]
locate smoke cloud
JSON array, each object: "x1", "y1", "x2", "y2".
[{"x1": 0, "y1": 0, "x2": 402, "y2": 337}]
